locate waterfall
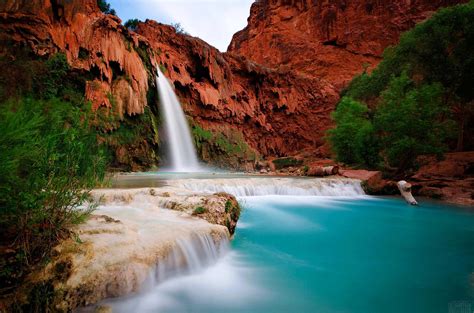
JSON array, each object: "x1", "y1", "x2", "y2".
[{"x1": 156, "y1": 69, "x2": 201, "y2": 172}]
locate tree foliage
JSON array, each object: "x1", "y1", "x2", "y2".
[
  {"x1": 124, "y1": 19, "x2": 140, "y2": 31},
  {"x1": 330, "y1": 2, "x2": 474, "y2": 172},
  {"x1": 375, "y1": 74, "x2": 453, "y2": 169},
  {"x1": 97, "y1": 0, "x2": 116, "y2": 15},
  {"x1": 328, "y1": 97, "x2": 380, "y2": 168}
]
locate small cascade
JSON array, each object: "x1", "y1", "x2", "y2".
[
  {"x1": 156, "y1": 69, "x2": 201, "y2": 172},
  {"x1": 177, "y1": 178, "x2": 366, "y2": 197},
  {"x1": 149, "y1": 232, "x2": 228, "y2": 286}
]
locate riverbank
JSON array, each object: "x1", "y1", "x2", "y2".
[{"x1": 247, "y1": 152, "x2": 474, "y2": 207}]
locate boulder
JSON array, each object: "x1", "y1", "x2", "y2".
[{"x1": 339, "y1": 170, "x2": 388, "y2": 194}]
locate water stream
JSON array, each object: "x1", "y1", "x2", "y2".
[
  {"x1": 156, "y1": 69, "x2": 201, "y2": 172},
  {"x1": 99, "y1": 176, "x2": 474, "y2": 313}
]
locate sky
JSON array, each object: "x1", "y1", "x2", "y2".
[{"x1": 108, "y1": 0, "x2": 254, "y2": 52}]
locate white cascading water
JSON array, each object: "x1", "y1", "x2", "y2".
[
  {"x1": 147, "y1": 232, "x2": 227, "y2": 286},
  {"x1": 176, "y1": 178, "x2": 366, "y2": 197},
  {"x1": 156, "y1": 69, "x2": 201, "y2": 172}
]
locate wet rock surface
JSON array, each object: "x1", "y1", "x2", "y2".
[{"x1": 16, "y1": 186, "x2": 238, "y2": 312}]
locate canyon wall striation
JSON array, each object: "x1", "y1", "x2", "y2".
[
  {"x1": 228, "y1": 0, "x2": 468, "y2": 89},
  {"x1": 0, "y1": 0, "x2": 468, "y2": 164}
]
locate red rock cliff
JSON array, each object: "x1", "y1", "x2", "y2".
[
  {"x1": 137, "y1": 20, "x2": 338, "y2": 157},
  {"x1": 1, "y1": 0, "x2": 468, "y2": 163},
  {"x1": 0, "y1": 0, "x2": 152, "y2": 117},
  {"x1": 228, "y1": 0, "x2": 468, "y2": 89}
]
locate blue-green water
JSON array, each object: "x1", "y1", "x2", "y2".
[{"x1": 107, "y1": 196, "x2": 474, "y2": 313}]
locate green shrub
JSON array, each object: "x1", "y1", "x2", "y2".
[
  {"x1": 124, "y1": 19, "x2": 140, "y2": 31},
  {"x1": 225, "y1": 200, "x2": 232, "y2": 213},
  {"x1": 193, "y1": 206, "x2": 207, "y2": 215},
  {"x1": 191, "y1": 122, "x2": 258, "y2": 168},
  {"x1": 0, "y1": 97, "x2": 106, "y2": 288},
  {"x1": 97, "y1": 0, "x2": 116, "y2": 15}
]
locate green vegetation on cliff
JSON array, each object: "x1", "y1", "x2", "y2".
[
  {"x1": 329, "y1": 1, "x2": 474, "y2": 173},
  {"x1": 97, "y1": 0, "x2": 116, "y2": 15},
  {"x1": 124, "y1": 19, "x2": 140, "y2": 31},
  {"x1": 191, "y1": 122, "x2": 258, "y2": 169}
]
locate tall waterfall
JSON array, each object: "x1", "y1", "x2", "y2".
[{"x1": 156, "y1": 69, "x2": 201, "y2": 172}]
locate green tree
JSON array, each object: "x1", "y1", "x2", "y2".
[
  {"x1": 344, "y1": 1, "x2": 474, "y2": 151},
  {"x1": 124, "y1": 19, "x2": 140, "y2": 31},
  {"x1": 374, "y1": 74, "x2": 454, "y2": 170},
  {"x1": 97, "y1": 0, "x2": 116, "y2": 15},
  {"x1": 328, "y1": 97, "x2": 380, "y2": 168}
]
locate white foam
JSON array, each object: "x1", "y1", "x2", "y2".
[{"x1": 174, "y1": 177, "x2": 365, "y2": 197}]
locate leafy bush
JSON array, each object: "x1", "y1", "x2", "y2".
[
  {"x1": 191, "y1": 122, "x2": 258, "y2": 168},
  {"x1": 97, "y1": 0, "x2": 116, "y2": 15},
  {"x1": 0, "y1": 51, "x2": 83, "y2": 103},
  {"x1": 375, "y1": 74, "x2": 453, "y2": 169},
  {"x1": 0, "y1": 97, "x2": 106, "y2": 289},
  {"x1": 225, "y1": 200, "x2": 232, "y2": 213},
  {"x1": 124, "y1": 19, "x2": 140, "y2": 31}
]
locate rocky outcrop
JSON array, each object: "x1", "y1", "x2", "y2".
[
  {"x1": 0, "y1": 0, "x2": 153, "y2": 116},
  {"x1": 411, "y1": 152, "x2": 474, "y2": 206},
  {"x1": 228, "y1": 0, "x2": 468, "y2": 89},
  {"x1": 13, "y1": 186, "x2": 240, "y2": 311},
  {"x1": 136, "y1": 20, "x2": 338, "y2": 157}
]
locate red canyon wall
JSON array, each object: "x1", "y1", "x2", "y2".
[
  {"x1": 0, "y1": 0, "x2": 153, "y2": 117},
  {"x1": 136, "y1": 20, "x2": 338, "y2": 157},
  {"x1": 0, "y1": 0, "x2": 468, "y2": 162},
  {"x1": 228, "y1": 0, "x2": 468, "y2": 89}
]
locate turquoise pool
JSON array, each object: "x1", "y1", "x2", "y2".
[{"x1": 106, "y1": 195, "x2": 474, "y2": 313}]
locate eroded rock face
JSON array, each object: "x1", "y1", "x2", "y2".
[
  {"x1": 137, "y1": 20, "x2": 338, "y2": 157},
  {"x1": 411, "y1": 152, "x2": 474, "y2": 206},
  {"x1": 0, "y1": 0, "x2": 151, "y2": 116},
  {"x1": 228, "y1": 0, "x2": 468, "y2": 89}
]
